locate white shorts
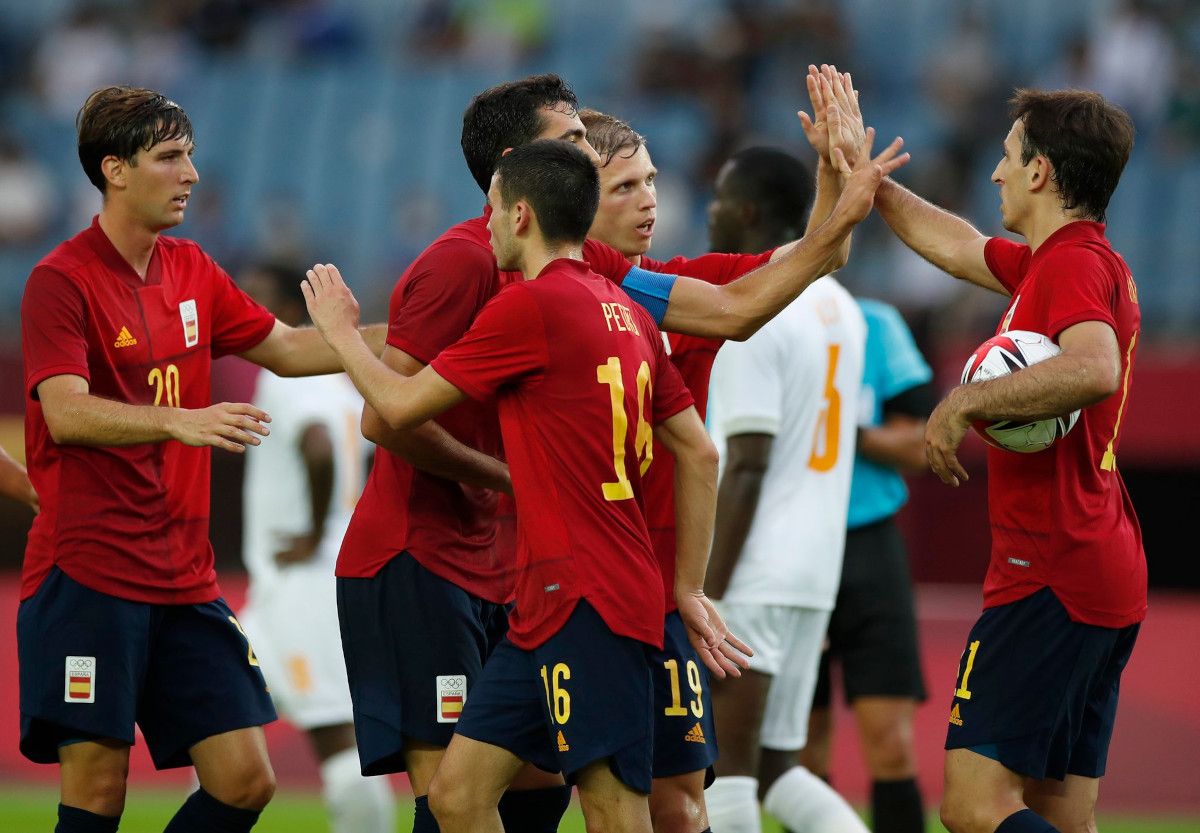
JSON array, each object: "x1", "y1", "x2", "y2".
[
  {"x1": 238, "y1": 564, "x2": 353, "y2": 730},
  {"x1": 719, "y1": 601, "x2": 830, "y2": 751}
]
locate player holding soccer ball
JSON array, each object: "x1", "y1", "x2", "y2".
[{"x1": 864, "y1": 87, "x2": 1144, "y2": 833}]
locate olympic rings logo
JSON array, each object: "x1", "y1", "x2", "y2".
[
  {"x1": 67, "y1": 658, "x2": 94, "y2": 670},
  {"x1": 441, "y1": 677, "x2": 465, "y2": 687}
]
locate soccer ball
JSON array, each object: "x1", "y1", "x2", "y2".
[{"x1": 960, "y1": 330, "x2": 1080, "y2": 453}]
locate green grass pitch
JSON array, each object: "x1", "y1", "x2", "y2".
[{"x1": 0, "y1": 787, "x2": 1195, "y2": 832}]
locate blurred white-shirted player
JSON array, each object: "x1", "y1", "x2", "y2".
[
  {"x1": 703, "y1": 147, "x2": 868, "y2": 833},
  {"x1": 237, "y1": 261, "x2": 395, "y2": 833}
]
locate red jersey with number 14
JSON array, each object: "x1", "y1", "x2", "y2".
[
  {"x1": 982, "y1": 221, "x2": 1145, "y2": 628},
  {"x1": 21, "y1": 216, "x2": 276, "y2": 604},
  {"x1": 432, "y1": 259, "x2": 694, "y2": 649}
]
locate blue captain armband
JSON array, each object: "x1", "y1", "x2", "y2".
[{"x1": 621, "y1": 266, "x2": 678, "y2": 327}]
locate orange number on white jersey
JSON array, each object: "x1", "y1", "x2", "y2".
[
  {"x1": 597, "y1": 356, "x2": 653, "y2": 501},
  {"x1": 807, "y1": 344, "x2": 842, "y2": 472}
]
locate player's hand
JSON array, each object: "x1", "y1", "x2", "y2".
[
  {"x1": 830, "y1": 125, "x2": 909, "y2": 226},
  {"x1": 172, "y1": 402, "x2": 271, "y2": 453},
  {"x1": 302, "y1": 263, "x2": 361, "y2": 345},
  {"x1": 274, "y1": 532, "x2": 320, "y2": 566},
  {"x1": 925, "y1": 390, "x2": 971, "y2": 486},
  {"x1": 822, "y1": 65, "x2": 866, "y2": 168},
  {"x1": 798, "y1": 64, "x2": 834, "y2": 161},
  {"x1": 677, "y1": 590, "x2": 753, "y2": 679}
]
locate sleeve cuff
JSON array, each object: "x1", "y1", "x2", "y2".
[
  {"x1": 720, "y1": 414, "x2": 780, "y2": 437},
  {"x1": 27, "y1": 364, "x2": 90, "y2": 399}
]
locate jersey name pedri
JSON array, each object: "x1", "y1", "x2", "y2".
[
  {"x1": 709, "y1": 276, "x2": 866, "y2": 609},
  {"x1": 21, "y1": 216, "x2": 275, "y2": 604}
]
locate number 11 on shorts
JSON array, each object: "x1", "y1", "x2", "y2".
[{"x1": 955, "y1": 640, "x2": 981, "y2": 700}]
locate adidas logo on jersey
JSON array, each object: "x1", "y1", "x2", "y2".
[
  {"x1": 114, "y1": 326, "x2": 138, "y2": 348},
  {"x1": 949, "y1": 703, "x2": 963, "y2": 727},
  {"x1": 685, "y1": 722, "x2": 706, "y2": 744},
  {"x1": 556, "y1": 730, "x2": 569, "y2": 752}
]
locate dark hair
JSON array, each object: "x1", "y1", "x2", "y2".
[
  {"x1": 725, "y1": 146, "x2": 815, "y2": 230},
  {"x1": 245, "y1": 260, "x2": 307, "y2": 310},
  {"x1": 579, "y1": 109, "x2": 645, "y2": 167},
  {"x1": 1009, "y1": 88, "x2": 1134, "y2": 222},
  {"x1": 77, "y1": 86, "x2": 194, "y2": 194},
  {"x1": 495, "y1": 140, "x2": 599, "y2": 245},
  {"x1": 461, "y1": 74, "x2": 579, "y2": 193}
]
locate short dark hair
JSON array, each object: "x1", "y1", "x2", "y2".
[
  {"x1": 77, "y1": 86, "x2": 194, "y2": 194},
  {"x1": 579, "y1": 109, "x2": 645, "y2": 167},
  {"x1": 461, "y1": 74, "x2": 579, "y2": 193},
  {"x1": 1010, "y1": 88, "x2": 1134, "y2": 222},
  {"x1": 495, "y1": 140, "x2": 599, "y2": 245},
  {"x1": 725, "y1": 146, "x2": 815, "y2": 229}
]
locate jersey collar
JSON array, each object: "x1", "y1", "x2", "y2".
[
  {"x1": 83, "y1": 215, "x2": 164, "y2": 288},
  {"x1": 1031, "y1": 220, "x2": 1107, "y2": 264}
]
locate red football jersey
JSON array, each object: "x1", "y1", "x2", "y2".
[
  {"x1": 982, "y1": 222, "x2": 1145, "y2": 628},
  {"x1": 432, "y1": 259, "x2": 694, "y2": 649},
  {"x1": 21, "y1": 217, "x2": 276, "y2": 604},
  {"x1": 638, "y1": 251, "x2": 774, "y2": 611},
  {"x1": 335, "y1": 211, "x2": 635, "y2": 604}
]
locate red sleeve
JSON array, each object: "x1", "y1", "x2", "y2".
[
  {"x1": 638, "y1": 307, "x2": 694, "y2": 423},
  {"x1": 582, "y1": 238, "x2": 635, "y2": 285},
  {"x1": 1039, "y1": 248, "x2": 1119, "y2": 339},
  {"x1": 984, "y1": 236, "x2": 1031, "y2": 294},
  {"x1": 389, "y1": 240, "x2": 500, "y2": 364},
  {"x1": 21, "y1": 266, "x2": 90, "y2": 397},
  {"x1": 430, "y1": 284, "x2": 549, "y2": 402},
  {"x1": 207, "y1": 255, "x2": 276, "y2": 357},
  {"x1": 641, "y1": 250, "x2": 774, "y2": 286}
]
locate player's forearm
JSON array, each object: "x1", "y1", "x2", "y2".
[
  {"x1": 806, "y1": 158, "x2": 851, "y2": 272},
  {"x1": 325, "y1": 332, "x2": 425, "y2": 429},
  {"x1": 857, "y1": 421, "x2": 928, "y2": 473},
  {"x1": 671, "y1": 444, "x2": 719, "y2": 596},
  {"x1": 663, "y1": 212, "x2": 852, "y2": 341},
  {"x1": 704, "y1": 462, "x2": 766, "y2": 599},
  {"x1": 43, "y1": 392, "x2": 181, "y2": 446},
  {"x1": 300, "y1": 432, "x2": 335, "y2": 541},
  {"x1": 0, "y1": 449, "x2": 37, "y2": 510},
  {"x1": 950, "y1": 353, "x2": 1118, "y2": 424},
  {"x1": 363, "y1": 408, "x2": 512, "y2": 494},
  {"x1": 875, "y1": 179, "x2": 999, "y2": 289},
  {"x1": 264, "y1": 324, "x2": 388, "y2": 377}
]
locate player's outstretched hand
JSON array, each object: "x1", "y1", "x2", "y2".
[
  {"x1": 925, "y1": 392, "x2": 971, "y2": 487},
  {"x1": 677, "y1": 591, "x2": 753, "y2": 679},
  {"x1": 173, "y1": 402, "x2": 271, "y2": 454},
  {"x1": 302, "y1": 263, "x2": 361, "y2": 345},
  {"x1": 798, "y1": 64, "x2": 865, "y2": 168},
  {"x1": 830, "y1": 124, "x2": 909, "y2": 226}
]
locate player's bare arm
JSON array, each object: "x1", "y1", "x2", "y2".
[
  {"x1": 0, "y1": 446, "x2": 38, "y2": 512},
  {"x1": 238, "y1": 318, "x2": 388, "y2": 377},
  {"x1": 662, "y1": 124, "x2": 908, "y2": 341},
  {"x1": 704, "y1": 432, "x2": 772, "y2": 602},
  {"x1": 37, "y1": 373, "x2": 270, "y2": 454},
  {"x1": 302, "y1": 263, "x2": 468, "y2": 429},
  {"x1": 857, "y1": 413, "x2": 929, "y2": 473},
  {"x1": 653, "y1": 407, "x2": 753, "y2": 679},
  {"x1": 360, "y1": 346, "x2": 512, "y2": 494},
  {"x1": 926, "y1": 320, "x2": 1122, "y2": 485},
  {"x1": 273, "y1": 422, "x2": 335, "y2": 566}
]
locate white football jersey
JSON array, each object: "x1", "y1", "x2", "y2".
[
  {"x1": 709, "y1": 276, "x2": 866, "y2": 609},
  {"x1": 242, "y1": 371, "x2": 370, "y2": 591}
]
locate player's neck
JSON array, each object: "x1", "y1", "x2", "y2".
[
  {"x1": 97, "y1": 205, "x2": 160, "y2": 279},
  {"x1": 520, "y1": 242, "x2": 584, "y2": 280},
  {"x1": 1022, "y1": 206, "x2": 1090, "y2": 254}
]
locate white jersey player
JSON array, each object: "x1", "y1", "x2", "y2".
[{"x1": 235, "y1": 263, "x2": 394, "y2": 833}]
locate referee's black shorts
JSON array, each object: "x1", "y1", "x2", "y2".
[{"x1": 812, "y1": 516, "x2": 926, "y2": 708}]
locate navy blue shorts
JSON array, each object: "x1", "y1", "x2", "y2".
[
  {"x1": 945, "y1": 587, "x2": 1139, "y2": 781},
  {"x1": 649, "y1": 610, "x2": 718, "y2": 779},
  {"x1": 455, "y1": 600, "x2": 655, "y2": 794},
  {"x1": 18, "y1": 567, "x2": 276, "y2": 769},
  {"x1": 337, "y1": 550, "x2": 509, "y2": 775}
]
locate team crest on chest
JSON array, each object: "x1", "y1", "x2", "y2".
[{"x1": 179, "y1": 299, "x2": 199, "y2": 348}]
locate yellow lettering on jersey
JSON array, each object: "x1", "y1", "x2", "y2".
[
  {"x1": 1101, "y1": 330, "x2": 1138, "y2": 472},
  {"x1": 600, "y1": 302, "x2": 640, "y2": 336}
]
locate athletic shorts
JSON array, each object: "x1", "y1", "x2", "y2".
[
  {"x1": 718, "y1": 601, "x2": 830, "y2": 751},
  {"x1": 455, "y1": 600, "x2": 655, "y2": 794},
  {"x1": 18, "y1": 566, "x2": 276, "y2": 769},
  {"x1": 239, "y1": 562, "x2": 352, "y2": 730},
  {"x1": 648, "y1": 610, "x2": 718, "y2": 779},
  {"x1": 812, "y1": 517, "x2": 926, "y2": 708},
  {"x1": 337, "y1": 551, "x2": 509, "y2": 774},
  {"x1": 945, "y1": 586, "x2": 1139, "y2": 781}
]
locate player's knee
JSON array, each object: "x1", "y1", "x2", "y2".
[
  {"x1": 61, "y1": 753, "x2": 129, "y2": 816},
  {"x1": 648, "y1": 783, "x2": 705, "y2": 833},
  {"x1": 938, "y1": 795, "x2": 997, "y2": 833},
  {"x1": 213, "y1": 764, "x2": 276, "y2": 810},
  {"x1": 427, "y1": 772, "x2": 477, "y2": 824},
  {"x1": 864, "y1": 723, "x2": 916, "y2": 779}
]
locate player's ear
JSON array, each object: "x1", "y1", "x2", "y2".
[
  {"x1": 500, "y1": 146, "x2": 515, "y2": 158},
  {"x1": 101, "y1": 155, "x2": 126, "y2": 190},
  {"x1": 1029, "y1": 154, "x2": 1052, "y2": 193},
  {"x1": 513, "y1": 199, "x2": 532, "y2": 235}
]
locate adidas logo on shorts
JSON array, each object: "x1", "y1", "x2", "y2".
[
  {"x1": 557, "y1": 730, "x2": 570, "y2": 752},
  {"x1": 949, "y1": 703, "x2": 964, "y2": 727},
  {"x1": 684, "y1": 722, "x2": 706, "y2": 744}
]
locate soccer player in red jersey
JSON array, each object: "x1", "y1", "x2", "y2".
[
  {"x1": 0, "y1": 445, "x2": 38, "y2": 512},
  {"x1": 868, "y1": 90, "x2": 1143, "y2": 833},
  {"x1": 332, "y1": 71, "x2": 905, "y2": 833},
  {"x1": 304, "y1": 139, "x2": 747, "y2": 833},
  {"x1": 18, "y1": 87, "x2": 384, "y2": 833}
]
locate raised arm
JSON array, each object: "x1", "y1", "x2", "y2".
[
  {"x1": 661, "y1": 124, "x2": 909, "y2": 341},
  {"x1": 36, "y1": 374, "x2": 270, "y2": 454}
]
